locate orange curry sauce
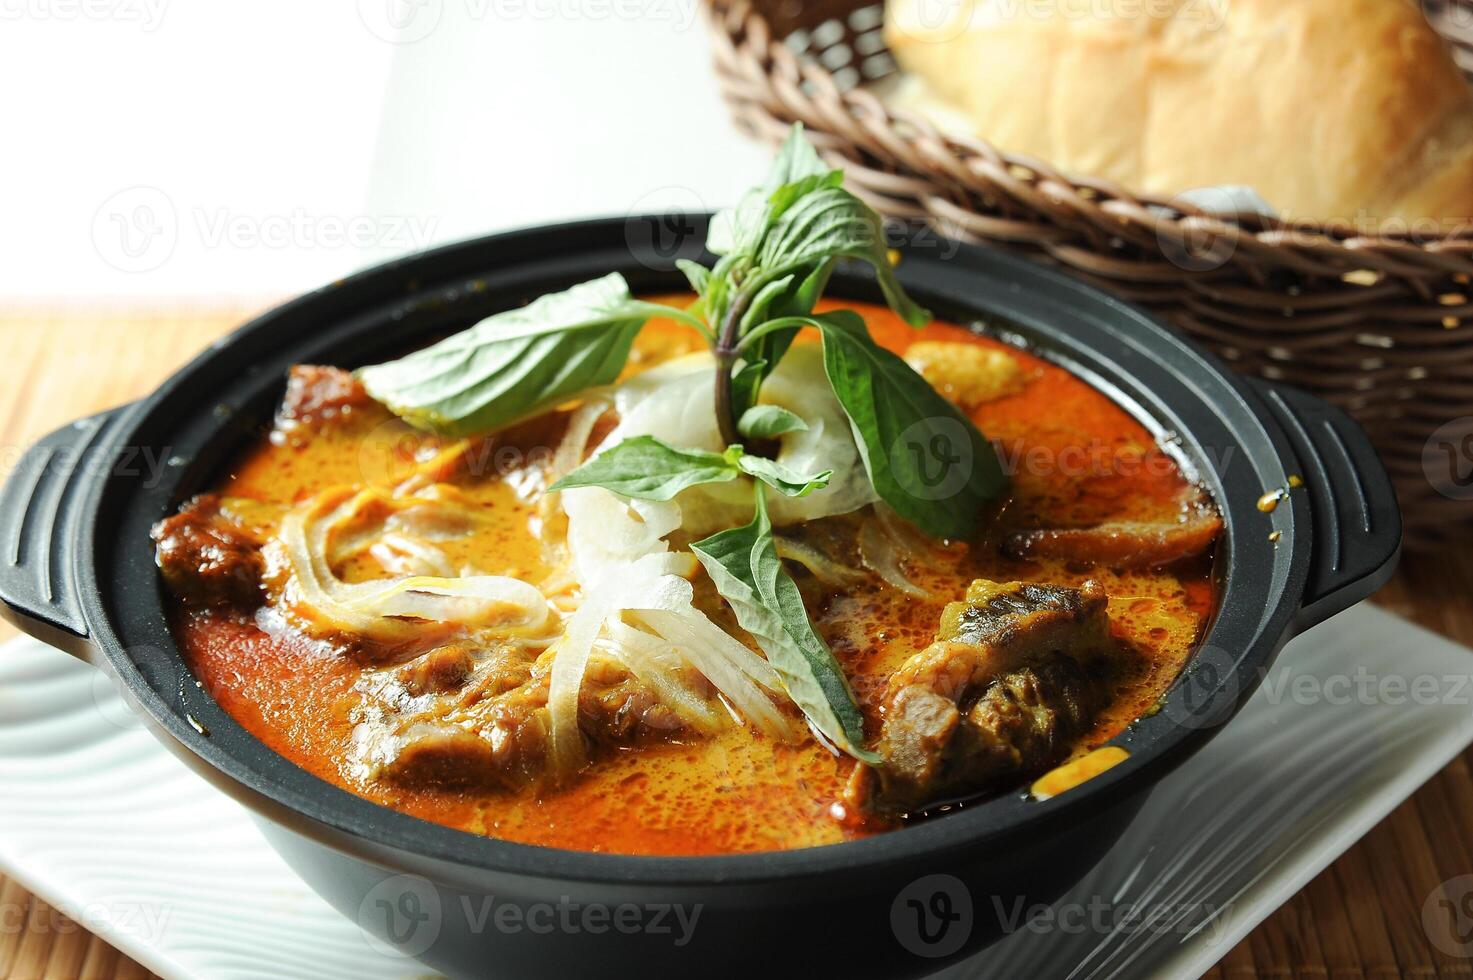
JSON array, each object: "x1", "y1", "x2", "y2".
[{"x1": 173, "y1": 297, "x2": 1215, "y2": 855}]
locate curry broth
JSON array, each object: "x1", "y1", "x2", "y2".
[{"x1": 173, "y1": 297, "x2": 1215, "y2": 855}]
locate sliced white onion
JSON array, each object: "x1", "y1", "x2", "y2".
[
  {"x1": 545, "y1": 553, "x2": 695, "y2": 777},
  {"x1": 561, "y1": 486, "x2": 682, "y2": 583},
  {"x1": 553, "y1": 396, "x2": 612, "y2": 478},
  {"x1": 634, "y1": 609, "x2": 798, "y2": 742},
  {"x1": 279, "y1": 488, "x2": 551, "y2": 644},
  {"x1": 385, "y1": 504, "x2": 476, "y2": 541},
  {"x1": 600, "y1": 624, "x2": 726, "y2": 735},
  {"x1": 774, "y1": 536, "x2": 868, "y2": 587},
  {"x1": 859, "y1": 518, "x2": 933, "y2": 598},
  {"x1": 369, "y1": 534, "x2": 455, "y2": 577},
  {"x1": 393, "y1": 439, "x2": 476, "y2": 495},
  {"x1": 593, "y1": 346, "x2": 878, "y2": 535},
  {"x1": 280, "y1": 490, "x2": 400, "y2": 639},
  {"x1": 875, "y1": 502, "x2": 943, "y2": 558},
  {"x1": 337, "y1": 575, "x2": 549, "y2": 633}
]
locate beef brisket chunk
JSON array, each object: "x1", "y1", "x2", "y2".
[
  {"x1": 276, "y1": 365, "x2": 372, "y2": 428},
  {"x1": 358, "y1": 647, "x2": 707, "y2": 791},
  {"x1": 848, "y1": 579, "x2": 1123, "y2": 815},
  {"x1": 151, "y1": 494, "x2": 264, "y2": 609}
]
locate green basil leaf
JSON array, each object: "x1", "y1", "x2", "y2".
[
  {"x1": 548, "y1": 435, "x2": 739, "y2": 501},
  {"x1": 762, "y1": 123, "x2": 835, "y2": 192},
  {"x1": 731, "y1": 333, "x2": 796, "y2": 420},
  {"x1": 358, "y1": 273, "x2": 673, "y2": 437},
  {"x1": 707, "y1": 122, "x2": 927, "y2": 400},
  {"x1": 675, "y1": 258, "x2": 711, "y2": 299},
  {"x1": 767, "y1": 170, "x2": 844, "y2": 223},
  {"x1": 708, "y1": 124, "x2": 837, "y2": 260},
  {"x1": 729, "y1": 358, "x2": 768, "y2": 420},
  {"x1": 737, "y1": 405, "x2": 808, "y2": 439},
  {"x1": 774, "y1": 258, "x2": 834, "y2": 320},
  {"x1": 691, "y1": 491, "x2": 877, "y2": 762},
  {"x1": 736, "y1": 455, "x2": 831, "y2": 497},
  {"x1": 754, "y1": 188, "x2": 929, "y2": 328},
  {"x1": 741, "y1": 273, "x2": 797, "y2": 331},
  {"x1": 728, "y1": 260, "x2": 834, "y2": 417},
  {"x1": 739, "y1": 259, "x2": 831, "y2": 337},
  {"x1": 810, "y1": 310, "x2": 1006, "y2": 537}
]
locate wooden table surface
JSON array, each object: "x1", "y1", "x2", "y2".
[{"x1": 0, "y1": 303, "x2": 1471, "y2": 980}]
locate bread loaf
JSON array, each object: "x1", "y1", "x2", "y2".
[{"x1": 885, "y1": 0, "x2": 1473, "y2": 225}]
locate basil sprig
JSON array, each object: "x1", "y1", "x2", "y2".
[
  {"x1": 549, "y1": 435, "x2": 829, "y2": 501},
  {"x1": 548, "y1": 436, "x2": 741, "y2": 501},
  {"x1": 809, "y1": 311, "x2": 1005, "y2": 537},
  {"x1": 737, "y1": 405, "x2": 807, "y2": 439},
  {"x1": 357, "y1": 273, "x2": 703, "y2": 437},
  {"x1": 702, "y1": 127, "x2": 927, "y2": 429},
  {"x1": 357, "y1": 124, "x2": 1010, "y2": 761},
  {"x1": 691, "y1": 489, "x2": 878, "y2": 763}
]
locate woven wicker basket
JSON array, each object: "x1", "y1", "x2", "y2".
[{"x1": 706, "y1": 0, "x2": 1473, "y2": 548}]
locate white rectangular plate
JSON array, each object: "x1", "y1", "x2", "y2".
[{"x1": 1, "y1": 602, "x2": 1469, "y2": 979}]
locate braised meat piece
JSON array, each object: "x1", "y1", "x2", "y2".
[
  {"x1": 275, "y1": 365, "x2": 371, "y2": 428},
  {"x1": 356, "y1": 647, "x2": 707, "y2": 791},
  {"x1": 848, "y1": 579, "x2": 1121, "y2": 815},
  {"x1": 1004, "y1": 490, "x2": 1222, "y2": 569},
  {"x1": 151, "y1": 494, "x2": 264, "y2": 608},
  {"x1": 886, "y1": 580, "x2": 1113, "y2": 702},
  {"x1": 398, "y1": 644, "x2": 476, "y2": 696}
]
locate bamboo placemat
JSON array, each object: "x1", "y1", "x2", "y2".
[{"x1": 0, "y1": 303, "x2": 1470, "y2": 980}]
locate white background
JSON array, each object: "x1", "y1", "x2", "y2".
[{"x1": 0, "y1": 0, "x2": 769, "y2": 298}]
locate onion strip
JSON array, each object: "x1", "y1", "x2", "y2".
[
  {"x1": 858, "y1": 519, "x2": 932, "y2": 598},
  {"x1": 634, "y1": 609, "x2": 798, "y2": 741},
  {"x1": 600, "y1": 624, "x2": 726, "y2": 735},
  {"x1": 773, "y1": 536, "x2": 867, "y2": 587},
  {"x1": 279, "y1": 487, "x2": 551, "y2": 644},
  {"x1": 545, "y1": 553, "x2": 694, "y2": 776},
  {"x1": 553, "y1": 396, "x2": 612, "y2": 479}
]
